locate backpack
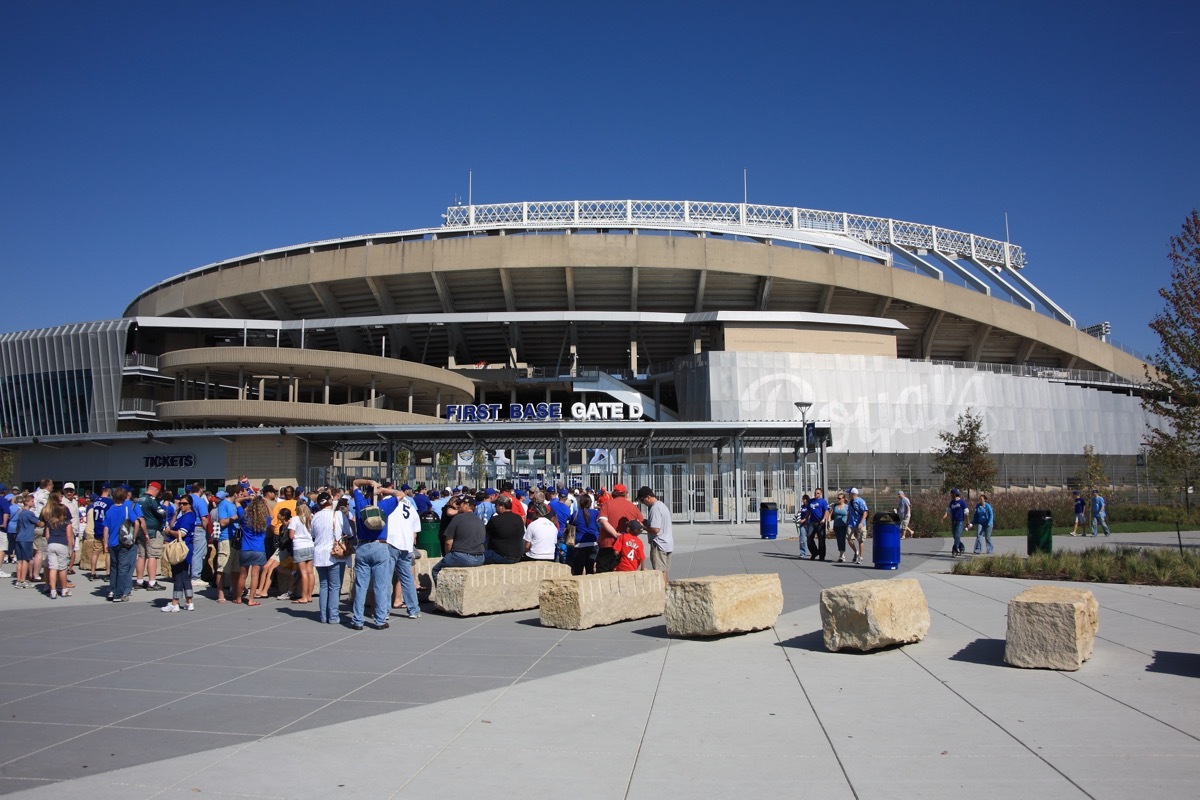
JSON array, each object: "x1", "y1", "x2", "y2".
[
  {"x1": 359, "y1": 505, "x2": 385, "y2": 531},
  {"x1": 119, "y1": 506, "x2": 137, "y2": 548}
]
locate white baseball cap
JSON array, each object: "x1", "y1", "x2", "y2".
[
  {"x1": 849, "y1": 487, "x2": 859, "y2": 495},
  {"x1": 63, "y1": 482, "x2": 76, "y2": 491}
]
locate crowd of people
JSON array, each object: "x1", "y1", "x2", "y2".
[{"x1": 0, "y1": 477, "x2": 674, "y2": 630}]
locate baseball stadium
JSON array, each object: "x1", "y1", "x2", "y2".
[{"x1": 0, "y1": 199, "x2": 1162, "y2": 521}]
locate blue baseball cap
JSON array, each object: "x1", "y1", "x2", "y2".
[
  {"x1": 558, "y1": 488, "x2": 569, "y2": 497},
  {"x1": 400, "y1": 483, "x2": 412, "y2": 492},
  {"x1": 100, "y1": 481, "x2": 111, "y2": 489}
]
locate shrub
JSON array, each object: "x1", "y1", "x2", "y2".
[{"x1": 951, "y1": 547, "x2": 1200, "y2": 587}]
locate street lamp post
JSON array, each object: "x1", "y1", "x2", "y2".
[{"x1": 794, "y1": 401, "x2": 813, "y2": 499}]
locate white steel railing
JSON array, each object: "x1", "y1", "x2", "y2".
[{"x1": 442, "y1": 199, "x2": 1027, "y2": 271}]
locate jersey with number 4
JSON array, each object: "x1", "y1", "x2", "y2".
[{"x1": 612, "y1": 532, "x2": 645, "y2": 572}]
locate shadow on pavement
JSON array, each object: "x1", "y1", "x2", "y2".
[
  {"x1": 1146, "y1": 650, "x2": 1200, "y2": 678},
  {"x1": 949, "y1": 637, "x2": 1007, "y2": 666},
  {"x1": 775, "y1": 630, "x2": 825, "y2": 651}
]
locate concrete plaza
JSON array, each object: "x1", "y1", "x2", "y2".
[{"x1": 1, "y1": 526, "x2": 1197, "y2": 798}]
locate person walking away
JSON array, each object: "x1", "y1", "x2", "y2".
[
  {"x1": 88, "y1": 484, "x2": 113, "y2": 580},
  {"x1": 847, "y1": 488, "x2": 869, "y2": 564},
  {"x1": 831, "y1": 492, "x2": 850, "y2": 562},
  {"x1": 568, "y1": 493, "x2": 600, "y2": 575},
  {"x1": 896, "y1": 491, "x2": 913, "y2": 538},
  {"x1": 187, "y1": 483, "x2": 209, "y2": 585},
  {"x1": 162, "y1": 497, "x2": 196, "y2": 612},
  {"x1": 805, "y1": 488, "x2": 830, "y2": 561},
  {"x1": 942, "y1": 489, "x2": 968, "y2": 557},
  {"x1": 636, "y1": 486, "x2": 675, "y2": 576},
  {"x1": 236, "y1": 496, "x2": 271, "y2": 607},
  {"x1": 13, "y1": 495, "x2": 38, "y2": 587},
  {"x1": 286, "y1": 504, "x2": 316, "y2": 603},
  {"x1": 972, "y1": 493, "x2": 994, "y2": 555},
  {"x1": 1090, "y1": 489, "x2": 1111, "y2": 537},
  {"x1": 1069, "y1": 490, "x2": 1086, "y2": 536}
]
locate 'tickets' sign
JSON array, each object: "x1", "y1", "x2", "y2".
[
  {"x1": 143, "y1": 454, "x2": 197, "y2": 469},
  {"x1": 446, "y1": 402, "x2": 643, "y2": 422}
]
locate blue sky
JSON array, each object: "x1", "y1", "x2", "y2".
[{"x1": 2, "y1": 0, "x2": 1197, "y2": 358}]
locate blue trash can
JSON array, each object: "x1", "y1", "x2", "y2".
[
  {"x1": 759, "y1": 502, "x2": 779, "y2": 539},
  {"x1": 872, "y1": 511, "x2": 901, "y2": 570}
]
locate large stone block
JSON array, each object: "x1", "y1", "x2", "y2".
[
  {"x1": 665, "y1": 574, "x2": 783, "y2": 637},
  {"x1": 435, "y1": 561, "x2": 571, "y2": 616},
  {"x1": 414, "y1": 550, "x2": 439, "y2": 602},
  {"x1": 820, "y1": 578, "x2": 930, "y2": 652},
  {"x1": 1004, "y1": 585, "x2": 1099, "y2": 670},
  {"x1": 539, "y1": 571, "x2": 666, "y2": 630}
]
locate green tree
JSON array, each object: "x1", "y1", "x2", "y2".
[
  {"x1": 1143, "y1": 210, "x2": 1200, "y2": 500},
  {"x1": 931, "y1": 408, "x2": 997, "y2": 498},
  {"x1": 0, "y1": 448, "x2": 13, "y2": 488},
  {"x1": 1076, "y1": 445, "x2": 1109, "y2": 492},
  {"x1": 435, "y1": 451, "x2": 455, "y2": 488}
]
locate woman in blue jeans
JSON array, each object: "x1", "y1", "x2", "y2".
[{"x1": 309, "y1": 492, "x2": 347, "y2": 623}]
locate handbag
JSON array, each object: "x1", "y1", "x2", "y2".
[
  {"x1": 330, "y1": 536, "x2": 355, "y2": 559},
  {"x1": 163, "y1": 534, "x2": 189, "y2": 566},
  {"x1": 563, "y1": 512, "x2": 577, "y2": 547}
]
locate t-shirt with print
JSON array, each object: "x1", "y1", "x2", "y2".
[{"x1": 613, "y1": 532, "x2": 645, "y2": 572}]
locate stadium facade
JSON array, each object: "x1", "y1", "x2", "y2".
[{"x1": 0, "y1": 199, "x2": 1161, "y2": 521}]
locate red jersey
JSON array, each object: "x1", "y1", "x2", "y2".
[
  {"x1": 598, "y1": 496, "x2": 643, "y2": 534},
  {"x1": 612, "y1": 532, "x2": 644, "y2": 572},
  {"x1": 503, "y1": 492, "x2": 527, "y2": 520}
]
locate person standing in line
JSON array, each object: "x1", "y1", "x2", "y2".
[
  {"x1": 0, "y1": 490, "x2": 10, "y2": 578},
  {"x1": 310, "y1": 492, "x2": 347, "y2": 625},
  {"x1": 60, "y1": 483, "x2": 81, "y2": 579},
  {"x1": 942, "y1": 488, "x2": 968, "y2": 558},
  {"x1": 831, "y1": 492, "x2": 850, "y2": 562},
  {"x1": 286, "y1": 504, "x2": 316, "y2": 604},
  {"x1": 214, "y1": 485, "x2": 244, "y2": 603},
  {"x1": 896, "y1": 491, "x2": 913, "y2": 539},
  {"x1": 87, "y1": 483, "x2": 113, "y2": 580},
  {"x1": 12, "y1": 495, "x2": 38, "y2": 587},
  {"x1": 1090, "y1": 489, "x2": 1111, "y2": 537},
  {"x1": 38, "y1": 493, "x2": 74, "y2": 598},
  {"x1": 134, "y1": 482, "x2": 167, "y2": 592},
  {"x1": 1069, "y1": 490, "x2": 1086, "y2": 536},
  {"x1": 612, "y1": 519, "x2": 647, "y2": 572},
  {"x1": 805, "y1": 488, "x2": 830, "y2": 562},
  {"x1": 102, "y1": 487, "x2": 142, "y2": 602},
  {"x1": 375, "y1": 484, "x2": 421, "y2": 620},
  {"x1": 568, "y1": 493, "x2": 600, "y2": 575},
  {"x1": 187, "y1": 482, "x2": 209, "y2": 585},
  {"x1": 484, "y1": 494, "x2": 526, "y2": 565},
  {"x1": 475, "y1": 487, "x2": 498, "y2": 525},
  {"x1": 847, "y1": 488, "x2": 869, "y2": 564},
  {"x1": 236, "y1": 495, "x2": 271, "y2": 607},
  {"x1": 636, "y1": 486, "x2": 674, "y2": 576},
  {"x1": 972, "y1": 493, "x2": 995, "y2": 555},
  {"x1": 522, "y1": 503, "x2": 559, "y2": 561},
  {"x1": 162, "y1": 496, "x2": 196, "y2": 612}
]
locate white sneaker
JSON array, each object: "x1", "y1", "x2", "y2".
[
  {"x1": 161, "y1": 604, "x2": 180, "y2": 612},
  {"x1": 277, "y1": 592, "x2": 291, "y2": 601},
  {"x1": 0, "y1": 570, "x2": 10, "y2": 578},
  {"x1": 185, "y1": 602, "x2": 195, "y2": 611}
]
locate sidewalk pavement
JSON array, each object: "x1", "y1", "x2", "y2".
[{"x1": 1, "y1": 527, "x2": 1198, "y2": 798}]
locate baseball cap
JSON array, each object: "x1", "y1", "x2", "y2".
[
  {"x1": 63, "y1": 482, "x2": 76, "y2": 491},
  {"x1": 100, "y1": 481, "x2": 111, "y2": 489},
  {"x1": 625, "y1": 520, "x2": 645, "y2": 533},
  {"x1": 400, "y1": 483, "x2": 412, "y2": 492},
  {"x1": 849, "y1": 487, "x2": 859, "y2": 495},
  {"x1": 515, "y1": 489, "x2": 527, "y2": 498},
  {"x1": 215, "y1": 490, "x2": 228, "y2": 499},
  {"x1": 613, "y1": 484, "x2": 628, "y2": 494},
  {"x1": 951, "y1": 488, "x2": 961, "y2": 496},
  {"x1": 120, "y1": 483, "x2": 132, "y2": 492},
  {"x1": 558, "y1": 488, "x2": 569, "y2": 497},
  {"x1": 636, "y1": 486, "x2": 654, "y2": 501},
  {"x1": 147, "y1": 481, "x2": 162, "y2": 492},
  {"x1": 484, "y1": 487, "x2": 497, "y2": 496}
]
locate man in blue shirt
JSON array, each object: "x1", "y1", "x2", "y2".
[
  {"x1": 215, "y1": 485, "x2": 245, "y2": 603},
  {"x1": 1069, "y1": 491, "x2": 1086, "y2": 536},
  {"x1": 805, "y1": 488, "x2": 830, "y2": 561},
  {"x1": 350, "y1": 479, "x2": 399, "y2": 630},
  {"x1": 413, "y1": 485, "x2": 432, "y2": 516},
  {"x1": 942, "y1": 488, "x2": 969, "y2": 557},
  {"x1": 847, "y1": 488, "x2": 869, "y2": 564},
  {"x1": 1090, "y1": 489, "x2": 1111, "y2": 537},
  {"x1": 548, "y1": 489, "x2": 572, "y2": 533},
  {"x1": 972, "y1": 493, "x2": 995, "y2": 555},
  {"x1": 102, "y1": 487, "x2": 142, "y2": 601},
  {"x1": 475, "y1": 488, "x2": 498, "y2": 525}
]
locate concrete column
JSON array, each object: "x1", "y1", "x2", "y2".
[
  {"x1": 629, "y1": 340, "x2": 637, "y2": 374},
  {"x1": 407, "y1": 382, "x2": 413, "y2": 414},
  {"x1": 237, "y1": 369, "x2": 244, "y2": 401},
  {"x1": 289, "y1": 370, "x2": 296, "y2": 402},
  {"x1": 323, "y1": 371, "x2": 330, "y2": 404},
  {"x1": 258, "y1": 377, "x2": 266, "y2": 401},
  {"x1": 436, "y1": 388, "x2": 442, "y2": 419},
  {"x1": 568, "y1": 343, "x2": 578, "y2": 377},
  {"x1": 370, "y1": 379, "x2": 376, "y2": 408},
  {"x1": 203, "y1": 368, "x2": 210, "y2": 400}
]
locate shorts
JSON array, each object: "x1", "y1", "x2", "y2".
[
  {"x1": 46, "y1": 543, "x2": 71, "y2": 571},
  {"x1": 270, "y1": 548, "x2": 288, "y2": 562},
  {"x1": 1074, "y1": 513, "x2": 1086, "y2": 525},
  {"x1": 213, "y1": 539, "x2": 230, "y2": 573},
  {"x1": 222, "y1": 543, "x2": 241, "y2": 578},
  {"x1": 137, "y1": 535, "x2": 163, "y2": 559},
  {"x1": 900, "y1": 515, "x2": 911, "y2": 528},
  {"x1": 33, "y1": 535, "x2": 46, "y2": 554},
  {"x1": 239, "y1": 549, "x2": 267, "y2": 568},
  {"x1": 649, "y1": 546, "x2": 671, "y2": 574},
  {"x1": 292, "y1": 546, "x2": 314, "y2": 563},
  {"x1": 848, "y1": 525, "x2": 865, "y2": 542},
  {"x1": 14, "y1": 541, "x2": 34, "y2": 562}
]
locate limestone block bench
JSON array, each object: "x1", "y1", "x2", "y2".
[
  {"x1": 665, "y1": 573, "x2": 783, "y2": 637},
  {"x1": 539, "y1": 571, "x2": 666, "y2": 630},
  {"x1": 1004, "y1": 585, "x2": 1099, "y2": 670},
  {"x1": 820, "y1": 578, "x2": 930, "y2": 652},
  {"x1": 435, "y1": 561, "x2": 570, "y2": 616}
]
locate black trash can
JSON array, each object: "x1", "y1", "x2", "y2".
[
  {"x1": 417, "y1": 512, "x2": 443, "y2": 558},
  {"x1": 872, "y1": 511, "x2": 902, "y2": 570},
  {"x1": 1027, "y1": 509, "x2": 1053, "y2": 556},
  {"x1": 759, "y1": 502, "x2": 779, "y2": 540}
]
